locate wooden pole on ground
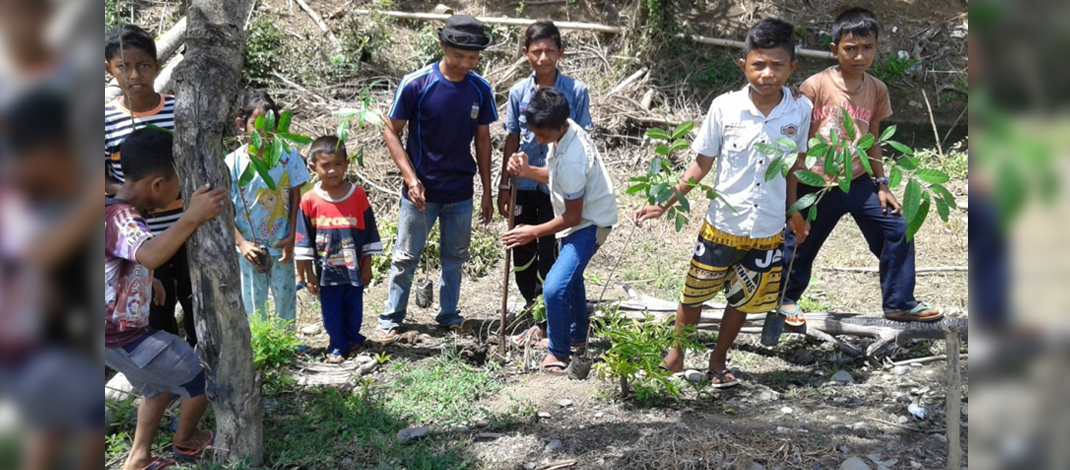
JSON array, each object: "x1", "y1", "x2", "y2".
[
  {"x1": 499, "y1": 176, "x2": 519, "y2": 353},
  {"x1": 945, "y1": 326, "x2": 963, "y2": 470},
  {"x1": 172, "y1": 0, "x2": 263, "y2": 465}
]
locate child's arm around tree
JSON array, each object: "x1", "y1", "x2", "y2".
[{"x1": 136, "y1": 185, "x2": 227, "y2": 270}]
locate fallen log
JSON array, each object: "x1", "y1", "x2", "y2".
[{"x1": 595, "y1": 287, "x2": 968, "y2": 357}]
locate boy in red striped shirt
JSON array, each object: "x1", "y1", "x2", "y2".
[{"x1": 295, "y1": 137, "x2": 383, "y2": 364}]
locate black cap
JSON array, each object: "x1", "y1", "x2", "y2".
[{"x1": 437, "y1": 15, "x2": 491, "y2": 51}]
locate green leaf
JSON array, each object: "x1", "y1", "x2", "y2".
[
  {"x1": 669, "y1": 139, "x2": 690, "y2": 154},
  {"x1": 655, "y1": 186, "x2": 674, "y2": 204},
  {"x1": 887, "y1": 140, "x2": 915, "y2": 157},
  {"x1": 915, "y1": 169, "x2": 950, "y2": 185},
  {"x1": 789, "y1": 193, "x2": 818, "y2": 214},
  {"x1": 671, "y1": 121, "x2": 695, "y2": 140},
  {"x1": 889, "y1": 165, "x2": 903, "y2": 188},
  {"x1": 279, "y1": 133, "x2": 313, "y2": 146},
  {"x1": 807, "y1": 141, "x2": 829, "y2": 158},
  {"x1": 838, "y1": 175, "x2": 850, "y2": 194},
  {"x1": 650, "y1": 183, "x2": 670, "y2": 202},
  {"x1": 842, "y1": 108, "x2": 857, "y2": 142},
  {"x1": 337, "y1": 118, "x2": 350, "y2": 146},
  {"x1": 879, "y1": 124, "x2": 897, "y2": 143},
  {"x1": 647, "y1": 158, "x2": 662, "y2": 176},
  {"x1": 823, "y1": 147, "x2": 838, "y2": 177},
  {"x1": 754, "y1": 142, "x2": 781, "y2": 156},
  {"x1": 238, "y1": 163, "x2": 256, "y2": 188},
  {"x1": 902, "y1": 178, "x2": 922, "y2": 224},
  {"x1": 359, "y1": 109, "x2": 384, "y2": 128},
  {"x1": 765, "y1": 157, "x2": 785, "y2": 182},
  {"x1": 804, "y1": 155, "x2": 818, "y2": 169},
  {"x1": 270, "y1": 139, "x2": 283, "y2": 168},
  {"x1": 906, "y1": 194, "x2": 930, "y2": 242},
  {"x1": 645, "y1": 128, "x2": 671, "y2": 142},
  {"x1": 857, "y1": 134, "x2": 876, "y2": 150},
  {"x1": 855, "y1": 147, "x2": 873, "y2": 175},
  {"x1": 674, "y1": 213, "x2": 687, "y2": 232},
  {"x1": 254, "y1": 114, "x2": 265, "y2": 132},
  {"x1": 626, "y1": 183, "x2": 649, "y2": 195},
  {"x1": 354, "y1": 148, "x2": 364, "y2": 167},
  {"x1": 250, "y1": 131, "x2": 263, "y2": 151},
  {"x1": 281, "y1": 141, "x2": 292, "y2": 155},
  {"x1": 775, "y1": 137, "x2": 798, "y2": 152},
  {"x1": 934, "y1": 196, "x2": 950, "y2": 223},
  {"x1": 806, "y1": 205, "x2": 819, "y2": 222},
  {"x1": 675, "y1": 191, "x2": 691, "y2": 213},
  {"x1": 898, "y1": 157, "x2": 920, "y2": 171},
  {"x1": 264, "y1": 109, "x2": 277, "y2": 132},
  {"x1": 929, "y1": 183, "x2": 958, "y2": 210},
  {"x1": 794, "y1": 170, "x2": 826, "y2": 187},
  {"x1": 655, "y1": 144, "x2": 670, "y2": 156},
  {"x1": 842, "y1": 147, "x2": 854, "y2": 180},
  {"x1": 277, "y1": 109, "x2": 293, "y2": 134},
  {"x1": 249, "y1": 154, "x2": 277, "y2": 190}
]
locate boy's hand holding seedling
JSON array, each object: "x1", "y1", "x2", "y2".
[{"x1": 237, "y1": 237, "x2": 267, "y2": 268}]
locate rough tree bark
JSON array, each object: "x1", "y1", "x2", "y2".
[{"x1": 171, "y1": 0, "x2": 262, "y2": 465}]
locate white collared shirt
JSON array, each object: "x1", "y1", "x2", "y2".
[
  {"x1": 547, "y1": 119, "x2": 619, "y2": 238},
  {"x1": 692, "y1": 86, "x2": 813, "y2": 239}
]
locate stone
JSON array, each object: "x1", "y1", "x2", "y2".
[
  {"x1": 893, "y1": 366, "x2": 911, "y2": 376},
  {"x1": 594, "y1": 412, "x2": 605, "y2": 419},
  {"x1": 105, "y1": 373, "x2": 136, "y2": 402},
  {"x1": 450, "y1": 426, "x2": 470, "y2": 435},
  {"x1": 524, "y1": 463, "x2": 537, "y2": 470},
  {"x1": 301, "y1": 324, "x2": 322, "y2": 336},
  {"x1": 907, "y1": 404, "x2": 927, "y2": 420},
  {"x1": 833, "y1": 397, "x2": 848, "y2": 405},
  {"x1": 932, "y1": 434, "x2": 948, "y2": 445},
  {"x1": 831, "y1": 371, "x2": 855, "y2": 384},
  {"x1": 558, "y1": 399, "x2": 574, "y2": 408},
  {"x1": 545, "y1": 439, "x2": 564, "y2": 453},
  {"x1": 777, "y1": 426, "x2": 791, "y2": 434},
  {"x1": 358, "y1": 362, "x2": 379, "y2": 376},
  {"x1": 537, "y1": 411, "x2": 552, "y2": 419},
  {"x1": 354, "y1": 355, "x2": 376, "y2": 365},
  {"x1": 397, "y1": 426, "x2": 430, "y2": 443},
  {"x1": 760, "y1": 392, "x2": 774, "y2": 401},
  {"x1": 840, "y1": 457, "x2": 873, "y2": 470},
  {"x1": 896, "y1": 394, "x2": 912, "y2": 404},
  {"x1": 748, "y1": 464, "x2": 768, "y2": 470},
  {"x1": 780, "y1": 407, "x2": 793, "y2": 415},
  {"x1": 793, "y1": 350, "x2": 816, "y2": 365},
  {"x1": 896, "y1": 415, "x2": 909, "y2": 425}
]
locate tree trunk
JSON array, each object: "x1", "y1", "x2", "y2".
[{"x1": 172, "y1": 0, "x2": 262, "y2": 466}]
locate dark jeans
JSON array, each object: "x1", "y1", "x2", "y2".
[
  {"x1": 512, "y1": 190, "x2": 558, "y2": 304},
  {"x1": 783, "y1": 177, "x2": 919, "y2": 314},
  {"x1": 969, "y1": 194, "x2": 1007, "y2": 327},
  {"x1": 149, "y1": 243, "x2": 197, "y2": 346}
]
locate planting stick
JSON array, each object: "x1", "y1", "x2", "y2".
[{"x1": 499, "y1": 176, "x2": 519, "y2": 353}]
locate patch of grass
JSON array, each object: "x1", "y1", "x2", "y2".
[
  {"x1": 339, "y1": 13, "x2": 393, "y2": 66},
  {"x1": 386, "y1": 349, "x2": 503, "y2": 425},
  {"x1": 798, "y1": 295, "x2": 833, "y2": 313},
  {"x1": 374, "y1": 217, "x2": 501, "y2": 280},
  {"x1": 243, "y1": 18, "x2": 285, "y2": 86},
  {"x1": 264, "y1": 385, "x2": 475, "y2": 469},
  {"x1": 687, "y1": 50, "x2": 740, "y2": 92},
  {"x1": 413, "y1": 25, "x2": 441, "y2": 68},
  {"x1": 918, "y1": 147, "x2": 968, "y2": 180}
]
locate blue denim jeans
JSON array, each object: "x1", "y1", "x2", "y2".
[
  {"x1": 379, "y1": 197, "x2": 473, "y2": 330},
  {"x1": 544, "y1": 226, "x2": 599, "y2": 360},
  {"x1": 784, "y1": 177, "x2": 918, "y2": 313}
]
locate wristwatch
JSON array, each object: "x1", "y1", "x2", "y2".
[
  {"x1": 874, "y1": 177, "x2": 890, "y2": 187},
  {"x1": 498, "y1": 184, "x2": 512, "y2": 192}
]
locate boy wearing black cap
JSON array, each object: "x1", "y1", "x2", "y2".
[{"x1": 379, "y1": 15, "x2": 497, "y2": 339}]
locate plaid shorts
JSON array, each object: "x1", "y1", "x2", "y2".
[{"x1": 681, "y1": 223, "x2": 784, "y2": 314}]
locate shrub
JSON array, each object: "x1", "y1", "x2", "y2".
[
  {"x1": 244, "y1": 19, "x2": 285, "y2": 85},
  {"x1": 249, "y1": 314, "x2": 302, "y2": 371}
]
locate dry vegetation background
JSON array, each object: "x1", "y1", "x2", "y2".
[{"x1": 104, "y1": 1, "x2": 969, "y2": 469}]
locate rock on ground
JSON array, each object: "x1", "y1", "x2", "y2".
[
  {"x1": 832, "y1": 371, "x2": 855, "y2": 384},
  {"x1": 397, "y1": 426, "x2": 429, "y2": 443},
  {"x1": 545, "y1": 439, "x2": 564, "y2": 453},
  {"x1": 840, "y1": 457, "x2": 873, "y2": 470}
]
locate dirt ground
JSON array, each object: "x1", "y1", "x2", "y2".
[{"x1": 114, "y1": 1, "x2": 968, "y2": 468}]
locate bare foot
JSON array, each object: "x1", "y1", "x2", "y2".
[
  {"x1": 662, "y1": 348, "x2": 685, "y2": 373},
  {"x1": 173, "y1": 429, "x2": 213, "y2": 452}
]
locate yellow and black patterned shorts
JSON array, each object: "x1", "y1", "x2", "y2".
[{"x1": 681, "y1": 223, "x2": 784, "y2": 314}]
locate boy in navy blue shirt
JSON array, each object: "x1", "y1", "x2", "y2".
[
  {"x1": 296, "y1": 137, "x2": 383, "y2": 363},
  {"x1": 379, "y1": 15, "x2": 496, "y2": 340}
]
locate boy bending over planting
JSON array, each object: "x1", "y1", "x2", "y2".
[{"x1": 502, "y1": 87, "x2": 618, "y2": 373}]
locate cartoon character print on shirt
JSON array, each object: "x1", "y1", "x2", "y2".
[
  {"x1": 254, "y1": 171, "x2": 290, "y2": 241},
  {"x1": 110, "y1": 264, "x2": 151, "y2": 332}
]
